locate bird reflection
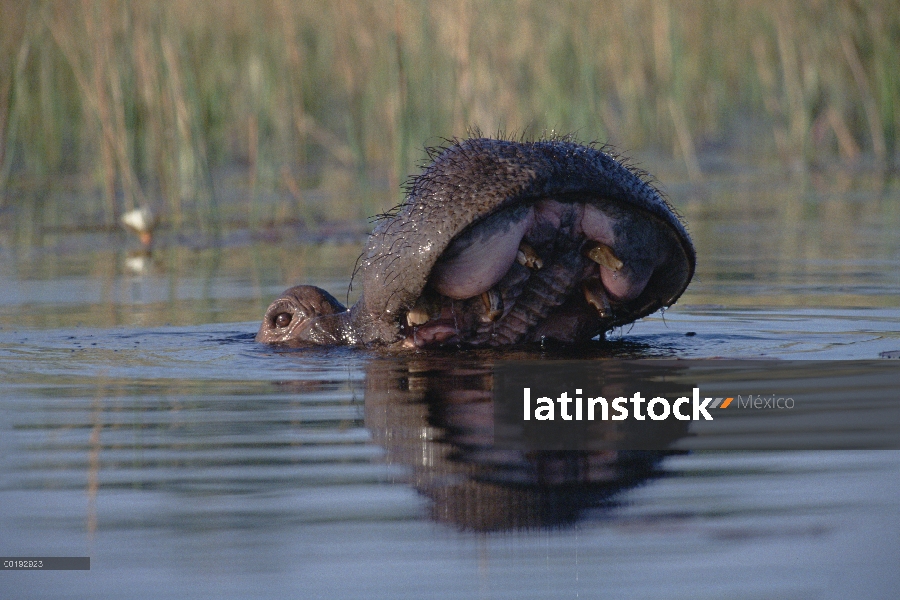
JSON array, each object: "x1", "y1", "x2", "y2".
[{"x1": 121, "y1": 207, "x2": 159, "y2": 275}]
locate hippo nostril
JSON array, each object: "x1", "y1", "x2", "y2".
[{"x1": 274, "y1": 312, "x2": 293, "y2": 328}]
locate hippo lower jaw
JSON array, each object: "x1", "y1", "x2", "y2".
[{"x1": 256, "y1": 138, "x2": 696, "y2": 349}]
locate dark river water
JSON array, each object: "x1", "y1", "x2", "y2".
[{"x1": 2, "y1": 171, "x2": 899, "y2": 598}]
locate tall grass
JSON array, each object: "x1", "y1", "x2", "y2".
[{"x1": 1, "y1": 0, "x2": 898, "y2": 231}]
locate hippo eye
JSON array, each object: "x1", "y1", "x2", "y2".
[{"x1": 274, "y1": 312, "x2": 292, "y2": 328}]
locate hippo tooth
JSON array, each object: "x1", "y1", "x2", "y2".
[
  {"x1": 516, "y1": 242, "x2": 543, "y2": 270},
  {"x1": 582, "y1": 278, "x2": 613, "y2": 318},
  {"x1": 586, "y1": 243, "x2": 624, "y2": 272},
  {"x1": 480, "y1": 289, "x2": 504, "y2": 322},
  {"x1": 406, "y1": 306, "x2": 430, "y2": 326}
]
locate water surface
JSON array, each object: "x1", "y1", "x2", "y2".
[{"x1": 1, "y1": 172, "x2": 899, "y2": 598}]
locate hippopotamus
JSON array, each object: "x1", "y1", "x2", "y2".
[{"x1": 256, "y1": 137, "x2": 695, "y2": 348}]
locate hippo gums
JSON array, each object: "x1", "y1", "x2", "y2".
[{"x1": 257, "y1": 137, "x2": 695, "y2": 348}]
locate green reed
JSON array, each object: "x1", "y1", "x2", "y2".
[{"x1": 0, "y1": 0, "x2": 898, "y2": 232}]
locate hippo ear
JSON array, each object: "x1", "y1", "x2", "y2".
[{"x1": 256, "y1": 286, "x2": 347, "y2": 345}]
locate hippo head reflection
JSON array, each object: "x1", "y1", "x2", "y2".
[{"x1": 363, "y1": 355, "x2": 689, "y2": 531}]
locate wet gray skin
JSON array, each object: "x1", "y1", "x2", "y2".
[{"x1": 256, "y1": 137, "x2": 695, "y2": 348}]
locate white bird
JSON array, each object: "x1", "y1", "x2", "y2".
[{"x1": 120, "y1": 207, "x2": 158, "y2": 248}]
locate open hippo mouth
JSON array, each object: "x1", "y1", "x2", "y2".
[{"x1": 256, "y1": 137, "x2": 695, "y2": 348}]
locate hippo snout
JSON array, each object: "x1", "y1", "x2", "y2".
[{"x1": 257, "y1": 137, "x2": 695, "y2": 349}]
